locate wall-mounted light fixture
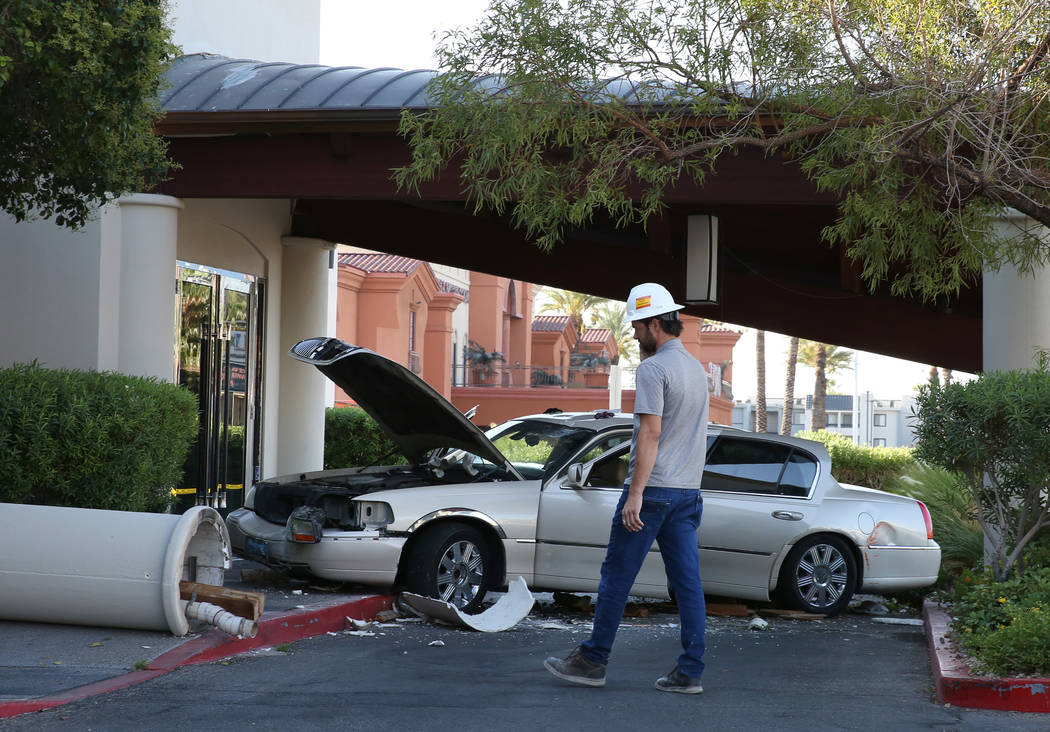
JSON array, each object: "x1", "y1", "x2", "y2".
[{"x1": 684, "y1": 215, "x2": 718, "y2": 304}]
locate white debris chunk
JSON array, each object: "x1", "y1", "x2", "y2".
[
  {"x1": 748, "y1": 617, "x2": 770, "y2": 631},
  {"x1": 291, "y1": 590, "x2": 303, "y2": 596},
  {"x1": 871, "y1": 617, "x2": 924, "y2": 626},
  {"x1": 347, "y1": 617, "x2": 374, "y2": 630},
  {"x1": 344, "y1": 630, "x2": 377, "y2": 637},
  {"x1": 427, "y1": 640, "x2": 446, "y2": 647},
  {"x1": 400, "y1": 576, "x2": 534, "y2": 632}
]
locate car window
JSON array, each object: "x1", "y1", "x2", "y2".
[
  {"x1": 702, "y1": 437, "x2": 791, "y2": 495},
  {"x1": 778, "y1": 451, "x2": 818, "y2": 496},
  {"x1": 578, "y1": 437, "x2": 631, "y2": 488},
  {"x1": 484, "y1": 421, "x2": 596, "y2": 480},
  {"x1": 579, "y1": 434, "x2": 631, "y2": 463}
]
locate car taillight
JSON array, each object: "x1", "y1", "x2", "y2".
[{"x1": 917, "y1": 500, "x2": 934, "y2": 540}]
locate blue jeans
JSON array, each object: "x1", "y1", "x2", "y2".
[{"x1": 580, "y1": 485, "x2": 706, "y2": 678}]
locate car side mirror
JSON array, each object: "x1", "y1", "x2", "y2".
[{"x1": 565, "y1": 462, "x2": 591, "y2": 489}]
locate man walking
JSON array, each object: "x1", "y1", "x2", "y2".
[{"x1": 544, "y1": 283, "x2": 709, "y2": 694}]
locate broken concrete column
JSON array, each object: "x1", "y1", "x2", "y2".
[{"x1": 0, "y1": 504, "x2": 230, "y2": 636}]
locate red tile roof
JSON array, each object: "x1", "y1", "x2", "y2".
[
  {"x1": 580, "y1": 328, "x2": 613, "y2": 343},
  {"x1": 338, "y1": 252, "x2": 421, "y2": 274},
  {"x1": 701, "y1": 322, "x2": 741, "y2": 335},
  {"x1": 532, "y1": 315, "x2": 575, "y2": 332}
]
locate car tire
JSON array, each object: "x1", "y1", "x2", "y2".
[
  {"x1": 404, "y1": 522, "x2": 493, "y2": 614},
  {"x1": 775, "y1": 534, "x2": 857, "y2": 616}
]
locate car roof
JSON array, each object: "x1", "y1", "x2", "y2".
[
  {"x1": 510, "y1": 412, "x2": 828, "y2": 457},
  {"x1": 510, "y1": 411, "x2": 741, "y2": 433}
]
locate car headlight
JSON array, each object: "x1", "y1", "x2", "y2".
[
  {"x1": 351, "y1": 500, "x2": 394, "y2": 530},
  {"x1": 287, "y1": 506, "x2": 325, "y2": 544}
]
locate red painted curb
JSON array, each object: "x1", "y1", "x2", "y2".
[
  {"x1": 0, "y1": 594, "x2": 395, "y2": 720},
  {"x1": 924, "y1": 600, "x2": 1050, "y2": 713}
]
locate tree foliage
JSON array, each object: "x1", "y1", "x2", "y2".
[
  {"x1": 537, "y1": 286, "x2": 605, "y2": 334},
  {"x1": 0, "y1": 1, "x2": 175, "y2": 228},
  {"x1": 397, "y1": 0, "x2": 1050, "y2": 299},
  {"x1": 798, "y1": 341, "x2": 854, "y2": 429},
  {"x1": 588, "y1": 301, "x2": 637, "y2": 364},
  {"x1": 914, "y1": 362, "x2": 1050, "y2": 580}
]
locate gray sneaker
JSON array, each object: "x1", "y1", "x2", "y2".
[
  {"x1": 655, "y1": 665, "x2": 703, "y2": 694},
  {"x1": 544, "y1": 647, "x2": 607, "y2": 687}
]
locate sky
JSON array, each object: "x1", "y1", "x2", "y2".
[
  {"x1": 319, "y1": 0, "x2": 492, "y2": 70},
  {"x1": 318, "y1": 0, "x2": 974, "y2": 401}
]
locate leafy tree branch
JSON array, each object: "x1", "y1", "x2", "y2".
[{"x1": 397, "y1": 0, "x2": 1050, "y2": 300}]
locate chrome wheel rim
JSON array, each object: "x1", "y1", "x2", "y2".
[
  {"x1": 436, "y1": 539, "x2": 484, "y2": 608},
  {"x1": 794, "y1": 543, "x2": 848, "y2": 609}
]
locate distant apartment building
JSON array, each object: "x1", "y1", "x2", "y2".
[{"x1": 732, "y1": 393, "x2": 917, "y2": 447}]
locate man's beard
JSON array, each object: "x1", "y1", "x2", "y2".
[{"x1": 638, "y1": 332, "x2": 658, "y2": 360}]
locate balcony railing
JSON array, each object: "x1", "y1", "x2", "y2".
[
  {"x1": 453, "y1": 364, "x2": 611, "y2": 388},
  {"x1": 451, "y1": 363, "x2": 732, "y2": 398}
]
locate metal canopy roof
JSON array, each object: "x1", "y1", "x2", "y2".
[{"x1": 161, "y1": 54, "x2": 438, "y2": 113}]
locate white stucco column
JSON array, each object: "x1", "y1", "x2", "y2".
[
  {"x1": 116, "y1": 194, "x2": 182, "y2": 381},
  {"x1": 277, "y1": 237, "x2": 335, "y2": 475},
  {"x1": 982, "y1": 211, "x2": 1050, "y2": 372}
]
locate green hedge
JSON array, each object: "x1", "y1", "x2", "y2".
[
  {"x1": 324, "y1": 407, "x2": 404, "y2": 469},
  {"x1": 0, "y1": 362, "x2": 197, "y2": 512},
  {"x1": 795, "y1": 429, "x2": 916, "y2": 491}
]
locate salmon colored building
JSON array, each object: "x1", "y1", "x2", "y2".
[{"x1": 334, "y1": 251, "x2": 739, "y2": 427}]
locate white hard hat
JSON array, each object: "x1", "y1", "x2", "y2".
[{"x1": 626, "y1": 282, "x2": 684, "y2": 321}]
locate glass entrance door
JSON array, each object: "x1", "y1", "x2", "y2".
[{"x1": 173, "y1": 263, "x2": 263, "y2": 515}]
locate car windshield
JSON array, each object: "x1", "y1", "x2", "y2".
[{"x1": 483, "y1": 420, "x2": 597, "y2": 480}]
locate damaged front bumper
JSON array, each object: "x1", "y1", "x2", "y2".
[{"x1": 226, "y1": 508, "x2": 406, "y2": 587}]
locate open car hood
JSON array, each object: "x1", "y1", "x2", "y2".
[{"x1": 289, "y1": 337, "x2": 515, "y2": 472}]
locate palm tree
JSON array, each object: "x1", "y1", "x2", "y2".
[
  {"x1": 755, "y1": 330, "x2": 767, "y2": 432},
  {"x1": 782, "y1": 336, "x2": 800, "y2": 435},
  {"x1": 537, "y1": 287, "x2": 604, "y2": 335},
  {"x1": 798, "y1": 341, "x2": 855, "y2": 430},
  {"x1": 588, "y1": 302, "x2": 635, "y2": 364}
]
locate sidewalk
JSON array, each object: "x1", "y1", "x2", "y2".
[{"x1": 0, "y1": 559, "x2": 393, "y2": 719}]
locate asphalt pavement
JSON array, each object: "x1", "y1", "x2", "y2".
[
  {"x1": 0, "y1": 558, "x2": 392, "y2": 717},
  {"x1": 3, "y1": 600, "x2": 1049, "y2": 731},
  {"x1": 2, "y1": 561, "x2": 1049, "y2": 726}
]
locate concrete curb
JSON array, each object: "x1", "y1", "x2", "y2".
[
  {"x1": 924, "y1": 599, "x2": 1050, "y2": 712},
  {"x1": 0, "y1": 594, "x2": 394, "y2": 720}
]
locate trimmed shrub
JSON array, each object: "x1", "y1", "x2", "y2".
[
  {"x1": 893, "y1": 463, "x2": 984, "y2": 584},
  {"x1": 795, "y1": 429, "x2": 915, "y2": 491},
  {"x1": 0, "y1": 362, "x2": 197, "y2": 512},
  {"x1": 324, "y1": 406, "x2": 404, "y2": 469},
  {"x1": 951, "y1": 567, "x2": 1050, "y2": 676}
]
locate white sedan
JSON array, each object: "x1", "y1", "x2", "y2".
[{"x1": 226, "y1": 337, "x2": 940, "y2": 615}]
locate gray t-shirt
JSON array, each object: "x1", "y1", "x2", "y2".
[{"x1": 626, "y1": 338, "x2": 709, "y2": 489}]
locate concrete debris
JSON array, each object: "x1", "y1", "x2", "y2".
[
  {"x1": 344, "y1": 630, "x2": 376, "y2": 637},
  {"x1": 871, "y1": 617, "x2": 924, "y2": 626},
  {"x1": 748, "y1": 617, "x2": 770, "y2": 631},
  {"x1": 394, "y1": 617, "x2": 424, "y2": 623},
  {"x1": 552, "y1": 591, "x2": 594, "y2": 612},
  {"x1": 535, "y1": 621, "x2": 576, "y2": 631},
  {"x1": 427, "y1": 640, "x2": 446, "y2": 647},
  {"x1": 375, "y1": 609, "x2": 401, "y2": 622},
  {"x1": 347, "y1": 617, "x2": 374, "y2": 630},
  {"x1": 400, "y1": 576, "x2": 533, "y2": 632},
  {"x1": 852, "y1": 599, "x2": 889, "y2": 616}
]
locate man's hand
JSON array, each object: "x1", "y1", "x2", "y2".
[
  {"x1": 622, "y1": 413, "x2": 661, "y2": 533},
  {"x1": 622, "y1": 492, "x2": 644, "y2": 532}
]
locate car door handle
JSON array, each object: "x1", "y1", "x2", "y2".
[{"x1": 772, "y1": 510, "x2": 804, "y2": 521}]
